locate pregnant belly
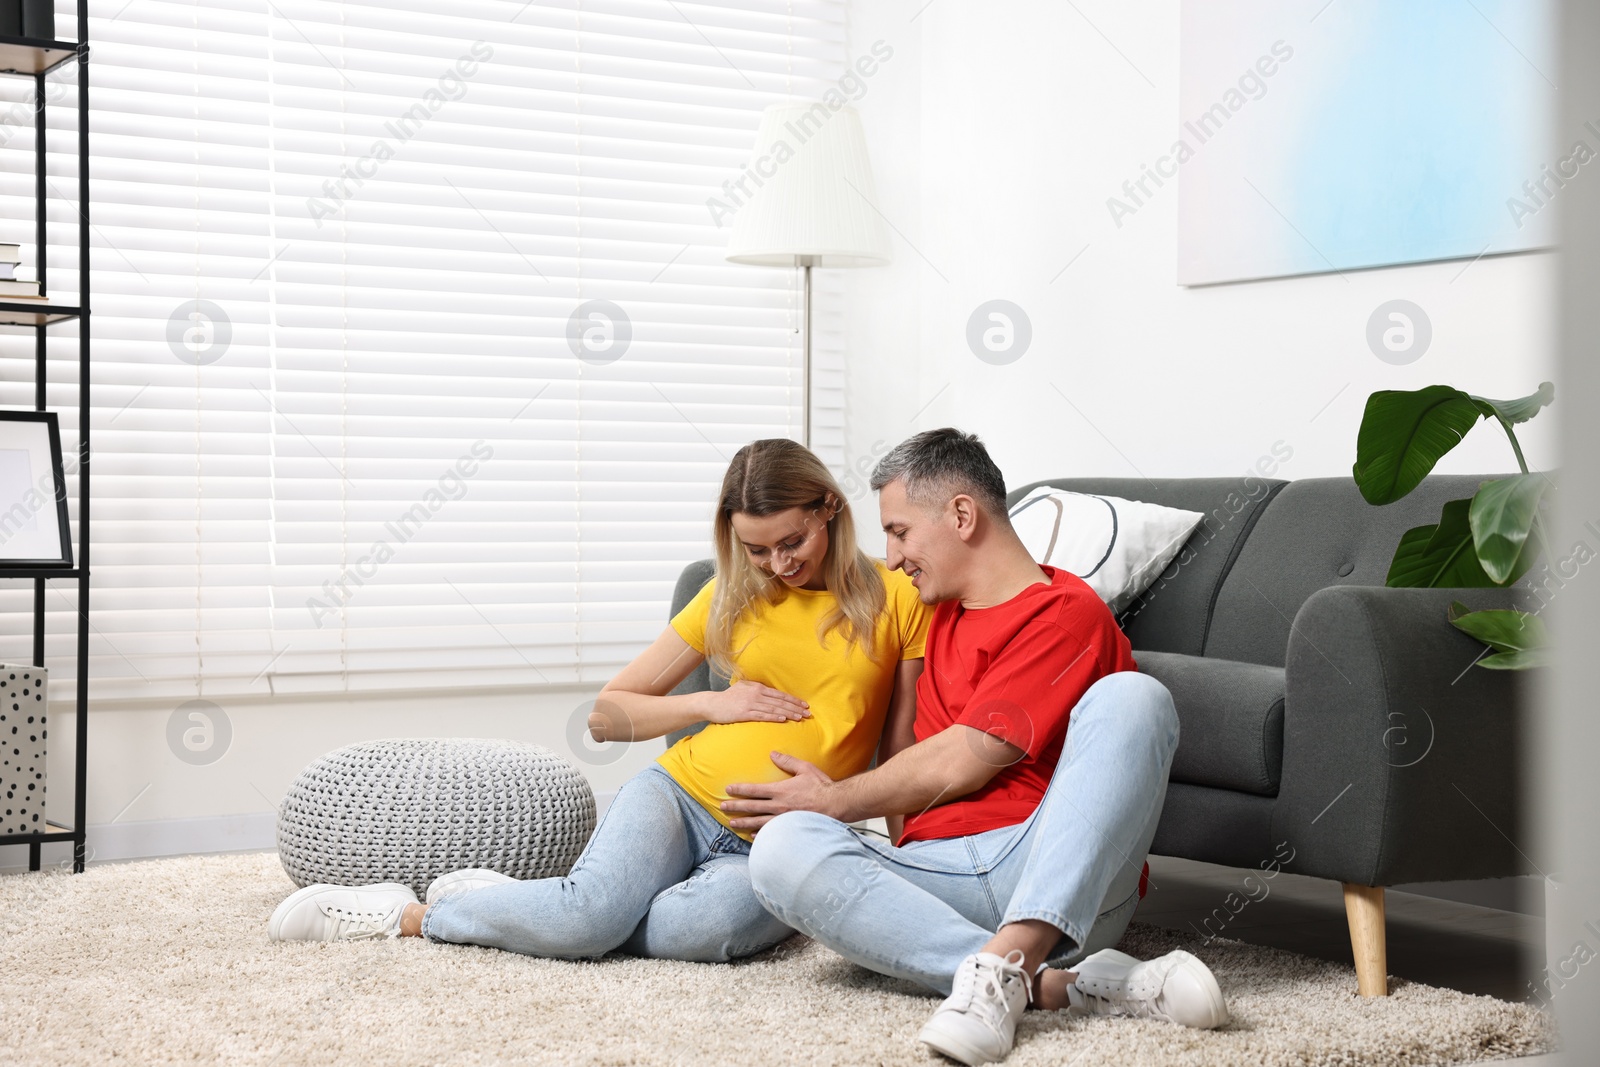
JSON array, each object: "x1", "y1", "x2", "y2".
[{"x1": 682, "y1": 716, "x2": 843, "y2": 787}]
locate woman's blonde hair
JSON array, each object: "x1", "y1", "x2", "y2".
[{"x1": 705, "y1": 438, "x2": 886, "y2": 679}]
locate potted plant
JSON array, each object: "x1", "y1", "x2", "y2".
[{"x1": 1353, "y1": 382, "x2": 1555, "y2": 669}]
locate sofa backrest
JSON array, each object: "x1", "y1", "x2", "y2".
[
  {"x1": 1007, "y1": 476, "x2": 1286, "y2": 657},
  {"x1": 663, "y1": 558, "x2": 725, "y2": 748},
  {"x1": 672, "y1": 472, "x2": 1513, "y2": 690},
  {"x1": 1203, "y1": 474, "x2": 1513, "y2": 667}
]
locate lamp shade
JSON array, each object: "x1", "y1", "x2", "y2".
[{"x1": 724, "y1": 102, "x2": 891, "y2": 268}]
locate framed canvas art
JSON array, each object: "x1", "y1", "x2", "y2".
[
  {"x1": 1177, "y1": 0, "x2": 1557, "y2": 285},
  {"x1": 0, "y1": 411, "x2": 73, "y2": 568}
]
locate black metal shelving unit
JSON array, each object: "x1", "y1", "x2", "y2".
[{"x1": 0, "y1": 3, "x2": 90, "y2": 874}]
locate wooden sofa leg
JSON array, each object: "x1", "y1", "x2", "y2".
[{"x1": 1342, "y1": 883, "x2": 1389, "y2": 996}]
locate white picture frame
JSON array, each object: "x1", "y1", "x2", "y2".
[{"x1": 0, "y1": 411, "x2": 72, "y2": 568}]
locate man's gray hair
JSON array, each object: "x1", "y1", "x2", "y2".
[{"x1": 870, "y1": 428, "x2": 1010, "y2": 521}]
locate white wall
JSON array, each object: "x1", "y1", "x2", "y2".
[{"x1": 833, "y1": 0, "x2": 1556, "y2": 528}]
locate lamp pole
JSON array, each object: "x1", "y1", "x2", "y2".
[{"x1": 801, "y1": 259, "x2": 812, "y2": 447}]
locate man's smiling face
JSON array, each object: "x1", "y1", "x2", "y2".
[{"x1": 878, "y1": 478, "x2": 957, "y2": 604}]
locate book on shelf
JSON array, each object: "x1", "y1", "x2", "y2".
[
  {"x1": 0, "y1": 279, "x2": 42, "y2": 298},
  {"x1": 0, "y1": 243, "x2": 19, "y2": 262},
  {"x1": 0, "y1": 264, "x2": 14, "y2": 280},
  {"x1": 0, "y1": 2, "x2": 53, "y2": 40}
]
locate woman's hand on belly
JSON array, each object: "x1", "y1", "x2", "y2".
[{"x1": 704, "y1": 680, "x2": 811, "y2": 725}]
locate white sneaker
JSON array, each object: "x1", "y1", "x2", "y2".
[
  {"x1": 424, "y1": 868, "x2": 516, "y2": 904},
  {"x1": 268, "y1": 882, "x2": 417, "y2": 943},
  {"x1": 917, "y1": 951, "x2": 1032, "y2": 1065},
  {"x1": 1067, "y1": 948, "x2": 1229, "y2": 1029}
]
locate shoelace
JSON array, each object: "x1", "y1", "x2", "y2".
[
  {"x1": 320, "y1": 903, "x2": 403, "y2": 941},
  {"x1": 1072, "y1": 961, "x2": 1167, "y2": 1019},
  {"x1": 963, "y1": 951, "x2": 1033, "y2": 1028}
]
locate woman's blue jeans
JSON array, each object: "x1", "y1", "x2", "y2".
[{"x1": 422, "y1": 764, "x2": 794, "y2": 962}]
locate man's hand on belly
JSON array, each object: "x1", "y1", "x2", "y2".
[
  {"x1": 721, "y1": 752, "x2": 840, "y2": 832},
  {"x1": 723, "y1": 725, "x2": 1021, "y2": 831}
]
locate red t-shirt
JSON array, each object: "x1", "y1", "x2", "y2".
[{"x1": 899, "y1": 565, "x2": 1139, "y2": 845}]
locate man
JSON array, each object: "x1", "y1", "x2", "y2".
[{"x1": 726, "y1": 428, "x2": 1227, "y2": 1065}]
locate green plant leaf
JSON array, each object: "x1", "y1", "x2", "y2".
[
  {"x1": 1469, "y1": 474, "x2": 1550, "y2": 583},
  {"x1": 1386, "y1": 525, "x2": 1439, "y2": 587},
  {"x1": 1446, "y1": 601, "x2": 1548, "y2": 652},
  {"x1": 1475, "y1": 648, "x2": 1555, "y2": 670},
  {"x1": 1447, "y1": 603, "x2": 1551, "y2": 670},
  {"x1": 1386, "y1": 499, "x2": 1499, "y2": 587},
  {"x1": 1467, "y1": 381, "x2": 1555, "y2": 425},
  {"x1": 1467, "y1": 383, "x2": 1553, "y2": 474},
  {"x1": 1353, "y1": 386, "x2": 1485, "y2": 505}
]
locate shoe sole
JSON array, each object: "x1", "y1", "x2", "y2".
[
  {"x1": 917, "y1": 1018, "x2": 1004, "y2": 1067},
  {"x1": 267, "y1": 882, "x2": 415, "y2": 942},
  {"x1": 424, "y1": 869, "x2": 514, "y2": 906}
]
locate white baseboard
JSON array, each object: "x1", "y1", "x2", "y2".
[
  {"x1": 1, "y1": 788, "x2": 621, "y2": 874},
  {"x1": 1, "y1": 810, "x2": 279, "y2": 873}
]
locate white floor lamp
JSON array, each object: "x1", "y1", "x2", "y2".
[{"x1": 724, "y1": 103, "x2": 891, "y2": 448}]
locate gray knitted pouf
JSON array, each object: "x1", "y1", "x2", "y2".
[{"x1": 276, "y1": 738, "x2": 596, "y2": 898}]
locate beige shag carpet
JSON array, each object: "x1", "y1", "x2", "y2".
[{"x1": 0, "y1": 851, "x2": 1552, "y2": 1066}]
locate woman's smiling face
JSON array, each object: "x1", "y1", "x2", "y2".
[{"x1": 730, "y1": 505, "x2": 833, "y2": 591}]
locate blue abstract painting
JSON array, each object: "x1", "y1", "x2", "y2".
[{"x1": 1177, "y1": 0, "x2": 1557, "y2": 285}]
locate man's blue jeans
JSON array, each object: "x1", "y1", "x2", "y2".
[
  {"x1": 747, "y1": 671, "x2": 1179, "y2": 995},
  {"x1": 422, "y1": 764, "x2": 793, "y2": 961}
]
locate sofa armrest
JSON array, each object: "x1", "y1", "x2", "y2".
[{"x1": 1271, "y1": 584, "x2": 1538, "y2": 886}]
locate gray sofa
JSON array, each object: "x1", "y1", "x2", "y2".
[{"x1": 665, "y1": 473, "x2": 1534, "y2": 997}]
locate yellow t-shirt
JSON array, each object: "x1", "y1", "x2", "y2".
[{"x1": 658, "y1": 560, "x2": 931, "y2": 841}]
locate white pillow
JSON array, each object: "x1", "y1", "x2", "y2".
[{"x1": 1008, "y1": 487, "x2": 1205, "y2": 614}]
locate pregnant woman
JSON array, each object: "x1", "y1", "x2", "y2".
[{"x1": 269, "y1": 438, "x2": 931, "y2": 962}]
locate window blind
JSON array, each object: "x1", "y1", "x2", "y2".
[{"x1": 0, "y1": 0, "x2": 849, "y2": 701}]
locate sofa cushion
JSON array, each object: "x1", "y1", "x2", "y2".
[
  {"x1": 1151, "y1": 782, "x2": 1276, "y2": 869},
  {"x1": 1137, "y1": 650, "x2": 1285, "y2": 797},
  {"x1": 1008, "y1": 476, "x2": 1286, "y2": 657},
  {"x1": 1203, "y1": 474, "x2": 1514, "y2": 667}
]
